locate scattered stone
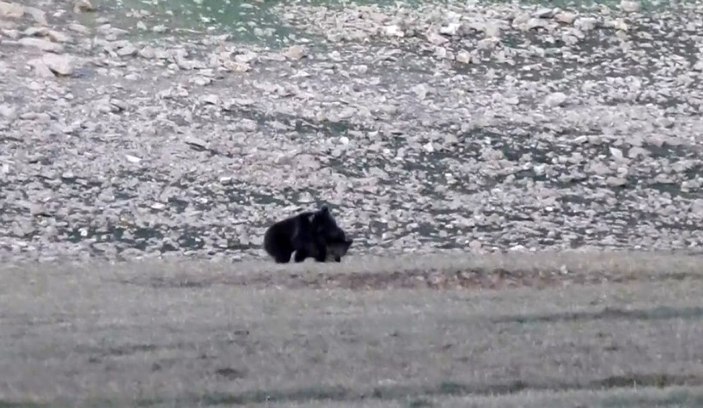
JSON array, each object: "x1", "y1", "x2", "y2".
[
  {"x1": 234, "y1": 51, "x2": 257, "y2": 64},
  {"x1": 283, "y1": 45, "x2": 307, "y2": 60},
  {"x1": 620, "y1": 0, "x2": 641, "y2": 13},
  {"x1": 484, "y1": 22, "x2": 501, "y2": 38},
  {"x1": 116, "y1": 44, "x2": 137, "y2": 57},
  {"x1": 477, "y1": 38, "x2": 499, "y2": 50},
  {"x1": 27, "y1": 58, "x2": 56, "y2": 77},
  {"x1": 223, "y1": 61, "x2": 251, "y2": 72},
  {"x1": 125, "y1": 154, "x2": 141, "y2": 163},
  {"x1": 2, "y1": 29, "x2": 20, "y2": 39},
  {"x1": 608, "y1": 18, "x2": 629, "y2": 31},
  {"x1": 138, "y1": 46, "x2": 155, "y2": 59},
  {"x1": 455, "y1": 50, "x2": 473, "y2": 64},
  {"x1": 110, "y1": 99, "x2": 128, "y2": 112},
  {"x1": 298, "y1": 191, "x2": 314, "y2": 203},
  {"x1": 554, "y1": 11, "x2": 577, "y2": 25},
  {"x1": 505, "y1": 96, "x2": 519, "y2": 105},
  {"x1": 628, "y1": 147, "x2": 649, "y2": 159},
  {"x1": 605, "y1": 176, "x2": 628, "y2": 187},
  {"x1": 534, "y1": 8, "x2": 555, "y2": 18},
  {"x1": 682, "y1": 180, "x2": 701, "y2": 192},
  {"x1": 426, "y1": 31, "x2": 448, "y2": 45},
  {"x1": 439, "y1": 22, "x2": 463, "y2": 36},
  {"x1": 47, "y1": 30, "x2": 73, "y2": 43},
  {"x1": 0, "y1": 104, "x2": 16, "y2": 119},
  {"x1": 176, "y1": 53, "x2": 206, "y2": 70},
  {"x1": 589, "y1": 161, "x2": 612, "y2": 176},
  {"x1": 544, "y1": 92, "x2": 568, "y2": 107},
  {"x1": 200, "y1": 94, "x2": 220, "y2": 105},
  {"x1": 73, "y1": 0, "x2": 95, "y2": 13},
  {"x1": 190, "y1": 76, "x2": 212, "y2": 86},
  {"x1": 23, "y1": 26, "x2": 48, "y2": 37},
  {"x1": 412, "y1": 84, "x2": 429, "y2": 100},
  {"x1": 33, "y1": 53, "x2": 78, "y2": 76},
  {"x1": 383, "y1": 25, "x2": 404, "y2": 37},
  {"x1": 96, "y1": 24, "x2": 128, "y2": 38},
  {"x1": 95, "y1": 98, "x2": 126, "y2": 113},
  {"x1": 574, "y1": 17, "x2": 598, "y2": 32},
  {"x1": 609, "y1": 147, "x2": 625, "y2": 161},
  {"x1": 67, "y1": 23, "x2": 89, "y2": 35},
  {"x1": 185, "y1": 136, "x2": 209, "y2": 149},
  {"x1": 24, "y1": 6, "x2": 47, "y2": 25}
]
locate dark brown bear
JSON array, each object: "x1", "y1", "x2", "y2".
[{"x1": 263, "y1": 205, "x2": 353, "y2": 263}]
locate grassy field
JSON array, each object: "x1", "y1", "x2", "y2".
[{"x1": 2, "y1": 251, "x2": 703, "y2": 407}]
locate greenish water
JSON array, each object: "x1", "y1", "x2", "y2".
[{"x1": 92, "y1": 0, "x2": 677, "y2": 46}]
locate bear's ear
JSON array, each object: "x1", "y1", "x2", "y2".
[{"x1": 319, "y1": 205, "x2": 329, "y2": 214}]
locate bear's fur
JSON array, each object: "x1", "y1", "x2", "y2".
[{"x1": 263, "y1": 205, "x2": 352, "y2": 263}]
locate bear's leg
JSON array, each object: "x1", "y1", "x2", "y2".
[
  {"x1": 313, "y1": 244, "x2": 327, "y2": 262},
  {"x1": 273, "y1": 250, "x2": 292, "y2": 263},
  {"x1": 334, "y1": 256, "x2": 341, "y2": 262},
  {"x1": 293, "y1": 249, "x2": 309, "y2": 263}
]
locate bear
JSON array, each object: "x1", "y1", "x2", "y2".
[{"x1": 263, "y1": 205, "x2": 353, "y2": 263}]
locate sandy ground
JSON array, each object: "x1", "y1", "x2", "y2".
[{"x1": 2, "y1": 251, "x2": 703, "y2": 407}]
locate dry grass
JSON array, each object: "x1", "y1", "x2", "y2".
[
  {"x1": 30, "y1": 247, "x2": 702, "y2": 291},
  {"x1": 1, "y1": 250, "x2": 703, "y2": 407},
  {"x1": 273, "y1": 386, "x2": 703, "y2": 408}
]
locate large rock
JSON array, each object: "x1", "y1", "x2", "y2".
[
  {"x1": 0, "y1": 1, "x2": 23, "y2": 19},
  {"x1": 27, "y1": 58, "x2": 54, "y2": 78},
  {"x1": 18, "y1": 37, "x2": 64, "y2": 53},
  {"x1": 48, "y1": 30, "x2": 73, "y2": 43},
  {"x1": 0, "y1": 103, "x2": 16, "y2": 119},
  {"x1": 554, "y1": 11, "x2": 577, "y2": 25},
  {"x1": 28, "y1": 54, "x2": 78, "y2": 77},
  {"x1": 24, "y1": 6, "x2": 47, "y2": 25}
]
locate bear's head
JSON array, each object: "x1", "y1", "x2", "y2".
[
  {"x1": 312, "y1": 205, "x2": 353, "y2": 258},
  {"x1": 326, "y1": 237, "x2": 353, "y2": 262},
  {"x1": 312, "y1": 205, "x2": 345, "y2": 241}
]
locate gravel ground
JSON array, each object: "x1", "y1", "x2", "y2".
[{"x1": 1, "y1": 0, "x2": 703, "y2": 263}]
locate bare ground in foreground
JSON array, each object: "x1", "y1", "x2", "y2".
[{"x1": 2, "y1": 250, "x2": 703, "y2": 407}]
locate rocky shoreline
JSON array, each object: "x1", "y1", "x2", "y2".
[{"x1": 1, "y1": 0, "x2": 702, "y2": 264}]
